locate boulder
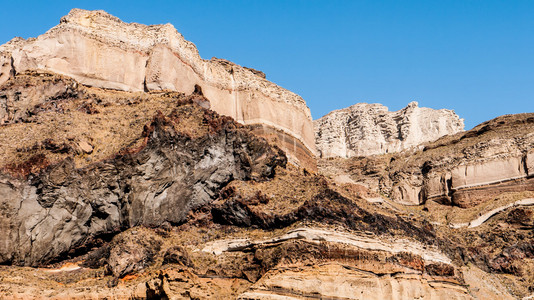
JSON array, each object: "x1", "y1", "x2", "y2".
[{"x1": 107, "y1": 228, "x2": 163, "y2": 278}]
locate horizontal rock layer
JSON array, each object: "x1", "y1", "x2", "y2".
[
  {"x1": 239, "y1": 263, "x2": 472, "y2": 300},
  {"x1": 424, "y1": 154, "x2": 534, "y2": 208},
  {"x1": 327, "y1": 113, "x2": 534, "y2": 207},
  {"x1": 0, "y1": 8, "x2": 316, "y2": 169},
  {"x1": 314, "y1": 101, "x2": 464, "y2": 158}
]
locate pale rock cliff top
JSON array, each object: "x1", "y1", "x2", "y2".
[
  {"x1": 0, "y1": 8, "x2": 309, "y2": 113},
  {"x1": 0, "y1": 8, "x2": 316, "y2": 167},
  {"x1": 314, "y1": 101, "x2": 465, "y2": 158}
]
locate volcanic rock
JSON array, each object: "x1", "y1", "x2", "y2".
[
  {"x1": 0, "y1": 73, "x2": 286, "y2": 266},
  {"x1": 1, "y1": 8, "x2": 533, "y2": 300}
]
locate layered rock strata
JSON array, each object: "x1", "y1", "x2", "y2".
[
  {"x1": 2, "y1": 229, "x2": 504, "y2": 300},
  {"x1": 404, "y1": 116, "x2": 534, "y2": 207},
  {"x1": 0, "y1": 8, "x2": 316, "y2": 169},
  {"x1": 314, "y1": 101, "x2": 464, "y2": 158},
  {"x1": 321, "y1": 114, "x2": 534, "y2": 207},
  {"x1": 0, "y1": 164, "x2": 512, "y2": 299}
]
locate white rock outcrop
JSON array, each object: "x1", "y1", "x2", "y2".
[
  {"x1": 0, "y1": 9, "x2": 316, "y2": 169},
  {"x1": 314, "y1": 101, "x2": 464, "y2": 158}
]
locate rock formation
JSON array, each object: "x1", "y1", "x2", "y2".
[
  {"x1": 314, "y1": 101, "x2": 464, "y2": 158},
  {"x1": 0, "y1": 8, "x2": 316, "y2": 169},
  {"x1": 2, "y1": 8, "x2": 534, "y2": 300},
  {"x1": 319, "y1": 113, "x2": 534, "y2": 207},
  {"x1": 0, "y1": 147, "x2": 522, "y2": 298},
  {"x1": 0, "y1": 72, "x2": 286, "y2": 266},
  {"x1": 0, "y1": 72, "x2": 529, "y2": 297}
]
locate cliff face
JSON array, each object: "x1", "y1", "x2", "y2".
[
  {"x1": 2, "y1": 9, "x2": 534, "y2": 300},
  {"x1": 0, "y1": 72, "x2": 286, "y2": 266},
  {"x1": 316, "y1": 113, "x2": 534, "y2": 299},
  {"x1": 314, "y1": 101, "x2": 464, "y2": 158},
  {"x1": 324, "y1": 114, "x2": 534, "y2": 207},
  {"x1": 0, "y1": 8, "x2": 316, "y2": 169},
  {"x1": 0, "y1": 72, "x2": 528, "y2": 299}
]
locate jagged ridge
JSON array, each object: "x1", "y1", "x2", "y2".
[{"x1": 314, "y1": 101, "x2": 464, "y2": 158}]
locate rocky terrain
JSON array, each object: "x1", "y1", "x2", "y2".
[
  {"x1": 314, "y1": 101, "x2": 465, "y2": 158},
  {"x1": 317, "y1": 114, "x2": 534, "y2": 298},
  {"x1": 0, "y1": 8, "x2": 533, "y2": 300},
  {"x1": 0, "y1": 71, "x2": 531, "y2": 300},
  {"x1": 320, "y1": 113, "x2": 534, "y2": 206},
  {"x1": 0, "y1": 9, "x2": 316, "y2": 170},
  {"x1": 0, "y1": 71, "x2": 288, "y2": 266}
]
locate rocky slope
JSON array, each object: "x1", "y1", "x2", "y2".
[
  {"x1": 320, "y1": 113, "x2": 534, "y2": 207},
  {"x1": 0, "y1": 8, "x2": 316, "y2": 170},
  {"x1": 0, "y1": 71, "x2": 286, "y2": 266},
  {"x1": 0, "y1": 71, "x2": 525, "y2": 299},
  {"x1": 0, "y1": 8, "x2": 533, "y2": 300},
  {"x1": 314, "y1": 101, "x2": 465, "y2": 158}
]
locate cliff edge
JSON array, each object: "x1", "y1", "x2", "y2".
[{"x1": 314, "y1": 101, "x2": 464, "y2": 158}]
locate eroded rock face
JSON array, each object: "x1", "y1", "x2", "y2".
[
  {"x1": 0, "y1": 94, "x2": 286, "y2": 266},
  {"x1": 0, "y1": 8, "x2": 316, "y2": 169},
  {"x1": 314, "y1": 101, "x2": 464, "y2": 158},
  {"x1": 0, "y1": 139, "x2": 526, "y2": 299},
  {"x1": 239, "y1": 263, "x2": 472, "y2": 300},
  {"x1": 322, "y1": 114, "x2": 534, "y2": 207}
]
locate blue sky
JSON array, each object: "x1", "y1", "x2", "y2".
[{"x1": 1, "y1": 1, "x2": 533, "y2": 129}]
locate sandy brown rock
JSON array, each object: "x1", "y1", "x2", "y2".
[
  {"x1": 0, "y1": 157, "x2": 527, "y2": 299},
  {"x1": 0, "y1": 10, "x2": 532, "y2": 299},
  {"x1": 106, "y1": 228, "x2": 163, "y2": 278},
  {"x1": 239, "y1": 263, "x2": 471, "y2": 300},
  {"x1": 77, "y1": 140, "x2": 93, "y2": 154}
]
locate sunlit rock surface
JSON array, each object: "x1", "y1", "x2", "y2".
[
  {"x1": 314, "y1": 101, "x2": 464, "y2": 158},
  {"x1": 0, "y1": 8, "x2": 316, "y2": 169}
]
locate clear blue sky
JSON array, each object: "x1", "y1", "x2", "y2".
[{"x1": 1, "y1": 1, "x2": 533, "y2": 129}]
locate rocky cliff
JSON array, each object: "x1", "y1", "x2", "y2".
[
  {"x1": 0, "y1": 71, "x2": 522, "y2": 299},
  {"x1": 320, "y1": 113, "x2": 534, "y2": 207},
  {"x1": 314, "y1": 101, "x2": 465, "y2": 158},
  {"x1": 0, "y1": 71, "x2": 286, "y2": 266},
  {"x1": 315, "y1": 113, "x2": 534, "y2": 298},
  {"x1": 1, "y1": 8, "x2": 533, "y2": 300},
  {"x1": 0, "y1": 8, "x2": 316, "y2": 169}
]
